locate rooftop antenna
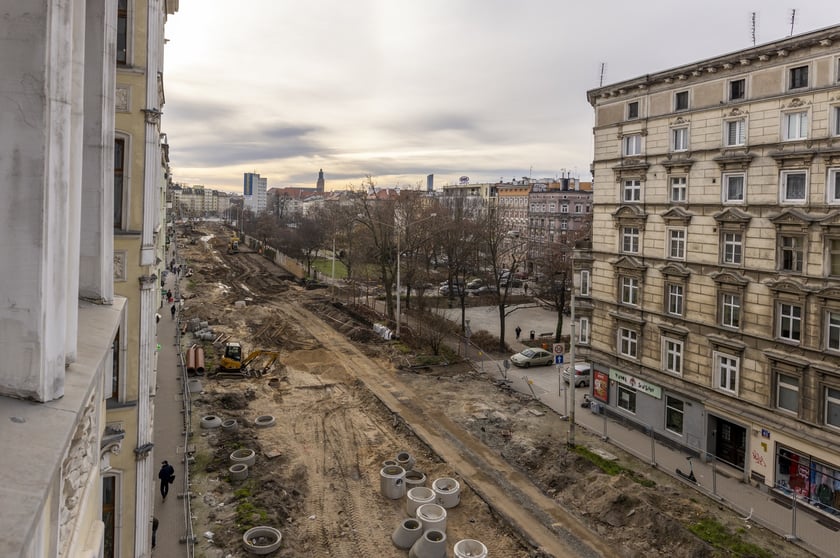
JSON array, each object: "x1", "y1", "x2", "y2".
[
  {"x1": 750, "y1": 12, "x2": 757, "y2": 46},
  {"x1": 789, "y1": 9, "x2": 796, "y2": 36},
  {"x1": 599, "y1": 62, "x2": 606, "y2": 87}
]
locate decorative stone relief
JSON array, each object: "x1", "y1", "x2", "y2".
[
  {"x1": 115, "y1": 86, "x2": 130, "y2": 112},
  {"x1": 60, "y1": 392, "x2": 97, "y2": 553},
  {"x1": 114, "y1": 251, "x2": 127, "y2": 282}
]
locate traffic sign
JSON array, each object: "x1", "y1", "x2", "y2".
[
  {"x1": 554, "y1": 355, "x2": 564, "y2": 364},
  {"x1": 553, "y1": 343, "x2": 564, "y2": 355}
]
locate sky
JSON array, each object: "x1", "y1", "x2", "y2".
[{"x1": 162, "y1": 1, "x2": 840, "y2": 194}]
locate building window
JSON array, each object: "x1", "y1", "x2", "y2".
[
  {"x1": 110, "y1": 330, "x2": 120, "y2": 400},
  {"x1": 117, "y1": 0, "x2": 128, "y2": 65},
  {"x1": 580, "y1": 270, "x2": 590, "y2": 296},
  {"x1": 776, "y1": 373, "x2": 799, "y2": 414},
  {"x1": 714, "y1": 352, "x2": 739, "y2": 395},
  {"x1": 620, "y1": 276, "x2": 639, "y2": 306},
  {"x1": 103, "y1": 475, "x2": 117, "y2": 558},
  {"x1": 671, "y1": 127, "x2": 688, "y2": 151},
  {"x1": 618, "y1": 328, "x2": 638, "y2": 358},
  {"x1": 833, "y1": 106, "x2": 840, "y2": 136},
  {"x1": 729, "y1": 78, "x2": 746, "y2": 100},
  {"x1": 723, "y1": 173, "x2": 744, "y2": 203},
  {"x1": 665, "y1": 396, "x2": 684, "y2": 434},
  {"x1": 623, "y1": 179, "x2": 641, "y2": 202},
  {"x1": 778, "y1": 302, "x2": 802, "y2": 342},
  {"x1": 725, "y1": 118, "x2": 746, "y2": 146},
  {"x1": 627, "y1": 101, "x2": 639, "y2": 120},
  {"x1": 670, "y1": 176, "x2": 687, "y2": 203},
  {"x1": 621, "y1": 226, "x2": 639, "y2": 253},
  {"x1": 721, "y1": 293, "x2": 741, "y2": 328},
  {"x1": 829, "y1": 240, "x2": 840, "y2": 277},
  {"x1": 617, "y1": 385, "x2": 637, "y2": 413},
  {"x1": 574, "y1": 203, "x2": 582, "y2": 213},
  {"x1": 780, "y1": 235, "x2": 804, "y2": 273},
  {"x1": 114, "y1": 138, "x2": 125, "y2": 229},
  {"x1": 828, "y1": 311, "x2": 840, "y2": 351},
  {"x1": 667, "y1": 283, "x2": 684, "y2": 316},
  {"x1": 623, "y1": 134, "x2": 642, "y2": 156},
  {"x1": 722, "y1": 232, "x2": 742, "y2": 265},
  {"x1": 827, "y1": 387, "x2": 840, "y2": 428},
  {"x1": 560, "y1": 220, "x2": 568, "y2": 230},
  {"x1": 783, "y1": 111, "x2": 808, "y2": 140},
  {"x1": 789, "y1": 65, "x2": 809, "y2": 89},
  {"x1": 780, "y1": 170, "x2": 807, "y2": 203},
  {"x1": 560, "y1": 203, "x2": 569, "y2": 213},
  {"x1": 674, "y1": 90, "x2": 689, "y2": 111},
  {"x1": 828, "y1": 168, "x2": 840, "y2": 203},
  {"x1": 579, "y1": 317, "x2": 590, "y2": 344},
  {"x1": 663, "y1": 337, "x2": 683, "y2": 375},
  {"x1": 668, "y1": 228, "x2": 686, "y2": 260}
]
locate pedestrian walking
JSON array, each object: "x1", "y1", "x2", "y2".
[
  {"x1": 515, "y1": 326, "x2": 522, "y2": 340},
  {"x1": 523, "y1": 282, "x2": 528, "y2": 295},
  {"x1": 158, "y1": 460, "x2": 175, "y2": 500},
  {"x1": 151, "y1": 516, "x2": 159, "y2": 548},
  {"x1": 170, "y1": 304, "x2": 176, "y2": 320},
  {"x1": 166, "y1": 289, "x2": 172, "y2": 300}
]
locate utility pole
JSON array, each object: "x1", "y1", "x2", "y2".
[{"x1": 568, "y1": 288, "x2": 576, "y2": 447}]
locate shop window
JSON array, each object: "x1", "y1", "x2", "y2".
[
  {"x1": 665, "y1": 396, "x2": 684, "y2": 435},
  {"x1": 618, "y1": 385, "x2": 637, "y2": 413},
  {"x1": 776, "y1": 446, "x2": 840, "y2": 511}
]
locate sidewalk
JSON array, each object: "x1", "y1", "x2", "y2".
[{"x1": 151, "y1": 268, "x2": 190, "y2": 556}]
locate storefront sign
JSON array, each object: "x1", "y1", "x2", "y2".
[
  {"x1": 593, "y1": 370, "x2": 609, "y2": 402},
  {"x1": 609, "y1": 369, "x2": 662, "y2": 399}
]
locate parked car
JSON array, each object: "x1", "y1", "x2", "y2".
[
  {"x1": 510, "y1": 348, "x2": 554, "y2": 368},
  {"x1": 439, "y1": 282, "x2": 465, "y2": 296},
  {"x1": 466, "y1": 278, "x2": 485, "y2": 291},
  {"x1": 563, "y1": 362, "x2": 591, "y2": 387},
  {"x1": 470, "y1": 285, "x2": 498, "y2": 296}
]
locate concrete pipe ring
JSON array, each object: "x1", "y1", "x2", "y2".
[
  {"x1": 229, "y1": 463, "x2": 249, "y2": 481},
  {"x1": 221, "y1": 418, "x2": 238, "y2": 431},
  {"x1": 415, "y1": 503, "x2": 447, "y2": 534},
  {"x1": 395, "y1": 451, "x2": 416, "y2": 470},
  {"x1": 230, "y1": 448, "x2": 256, "y2": 467},
  {"x1": 200, "y1": 415, "x2": 223, "y2": 429},
  {"x1": 242, "y1": 526, "x2": 282, "y2": 555},
  {"x1": 404, "y1": 469, "x2": 426, "y2": 488},
  {"x1": 254, "y1": 415, "x2": 276, "y2": 428},
  {"x1": 454, "y1": 539, "x2": 488, "y2": 558},
  {"x1": 409, "y1": 529, "x2": 447, "y2": 558},
  {"x1": 406, "y1": 486, "x2": 436, "y2": 517},
  {"x1": 433, "y1": 477, "x2": 461, "y2": 509},
  {"x1": 391, "y1": 518, "x2": 423, "y2": 550},
  {"x1": 382, "y1": 459, "x2": 398, "y2": 468},
  {"x1": 379, "y1": 465, "x2": 407, "y2": 500}
]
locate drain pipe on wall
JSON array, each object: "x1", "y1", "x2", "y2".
[{"x1": 568, "y1": 284, "x2": 577, "y2": 448}]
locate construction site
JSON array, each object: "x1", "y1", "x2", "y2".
[{"x1": 168, "y1": 221, "x2": 813, "y2": 558}]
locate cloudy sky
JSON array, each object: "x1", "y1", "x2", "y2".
[{"x1": 163, "y1": 1, "x2": 840, "y2": 193}]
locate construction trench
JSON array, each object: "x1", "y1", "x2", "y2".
[{"x1": 173, "y1": 222, "x2": 811, "y2": 558}]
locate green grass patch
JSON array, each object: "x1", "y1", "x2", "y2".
[
  {"x1": 689, "y1": 517, "x2": 774, "y2": 558},
  {"x1": 573, "y1": 446, "x2": 656, "y2": 488},
  {"x1": 311, "y1": 257, "x2": 348, "y2": 278},
  {"x1": 190, "y1": 451, "x2": 213, "y2": 475},
  {"x1": 234, "y1": 482, "x2": 269, "y2": 532}
]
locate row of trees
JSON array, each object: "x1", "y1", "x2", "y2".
[{"x1": 238, "y1": 179, "x2": 590, "y2": 351}]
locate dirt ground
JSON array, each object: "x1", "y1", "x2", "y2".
[{"x1": 176, "y1": 222, "x2": 812, "y2": 558}]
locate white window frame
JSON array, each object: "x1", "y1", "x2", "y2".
[
  {"x1": 780, "y1": 170, "x2": 808, "y2": 204},
  {"x1": 617, "y1": 384, "x2": 637, "y2": 413},
  {"x1": 782, "y1": 110, "x2": 809, "y2": 141},
  {"x1": 560, "y1": 203, "x2": 569, "y2": 213},
  {"x1": 780, "y1": 234, "x2": 805, "y2": 273},
  {"x1": 832, "y1": 106, "x2": 840, "y2": 137},
  {"x1": 828, "y1": 168, "x2": 840, "y2": 204},
  {"x1": 829, "y1": 238, "x2": 840, "y2": 277},
  {"x1": 667, "y1": 283, "x2": 684, "y2": 316},
  {"x1": 667, "y1": 228, "x2": 686, "y2": 260},
  {"x1": 623, "y1": 134, "x2": 642, "y2": 156},
  {"x1": 722, "y1": 172, "x2": 745, "y2": 204},
  {"x1": 826, "y1": 387, "x2": 840, "y2": 429},
  {"x1": 721, "y1": 292, "x2": 741, "y2": 329},
  {"x1": 828, "y1": 311, "x2": 840, "y2": 352},
  {"x1": 776, "y1": 373, "x2": 799, "y2": 414},
  {"x1": 724, "y1": 118, "x2": 746, "y2": 146},
  {"x1": 662, "y1": 336, "x2": 684, "y2": 376},
  {"x1": 620, "y1": 276, "x2": 639, "y2": 306},
  {"x1": 714, "y1": 351, "x2": 740, "y2": 395},
  {"x1": 721, "y1": 232, "x2": 742, "y2": 265},
  {"x1": 777, "y1": 302, "x2": 802, "y2": 342},
  {"x1": 622, "y1": 179, "x2": 641, "y2": 203},
  {"x1": 671, "y1": 127, "x2": 689, "y2": 152},
  {"x1": 670, "y1": 176, "x2": 687, "y2": 203},
  {"x1": 579, "y1": 270, "x2": 590, "y2": 296},
  {"x1": 578, "y1": 317, "x2": 590, "y2": 344},
  {"x1": 665, "y1": 396, "x2": 684, "y2": 435},
  {"x1": 621, "y1": 226, "x2": 639, "y2": 254},
  {"x1": 618, "y1": 327, "x2": 639, "y2": 358}
]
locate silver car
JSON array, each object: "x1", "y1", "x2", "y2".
[
  {"x1": 510, "y1": 348, "x2": 554, "y2": 368},
  {"x1": 563, "y1": 363, "x2": 591, "y2": 387}
]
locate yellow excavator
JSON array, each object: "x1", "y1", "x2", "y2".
[
  {"x1": 214, "y1": 342, "x2": 279, "y2": 377},
  {"x1": 227, "y1": 236, "x2": 240, "y2": 254}
]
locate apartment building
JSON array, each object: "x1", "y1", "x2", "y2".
[
  {"x1": 173, "y1": 185, "x2": 232, "y2": 217},
  {"x1": 584, "y1": 25, "x2": 840, "y2": 517},
  {"x1": 527, "y1": 180, "x2": 593, "y2": 275},
  {"x1": 244, "y1": 172, "x2": 268, "y2": 214}
]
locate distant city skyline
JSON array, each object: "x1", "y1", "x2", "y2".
[{"x1": 162, "y1": 1, "x2": 840, "y2": 193}]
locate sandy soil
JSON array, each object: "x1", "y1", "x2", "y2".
[{"x1": 176, "y1": 222, "x2": 812, "y2": 558}]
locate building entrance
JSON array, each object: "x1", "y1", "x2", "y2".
[{"x1": 710, "y1": 415, "x2": 746, "y2": 470}]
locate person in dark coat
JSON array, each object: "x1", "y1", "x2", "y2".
[
  {"x1": 158, "y1": 460, "x2": 175, "y2": 500},
  {"x1": 515, "y1": 326, "x2": 522, "y2": 340},
  {"x1": 170, "y1": 304, "x2": 176, "y2": 320},
  {"x1": 152, "y1": 516, "x2": 159, "y2": 548}
]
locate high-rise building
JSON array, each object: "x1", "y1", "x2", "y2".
[
  {"x1": 244, "y1": 172, "x2": 268, "y2": 213},
  {"x1": 583, "y1": 24, "x2": 840, "y2": 513}
]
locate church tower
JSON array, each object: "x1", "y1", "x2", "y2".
[{"x1": 316, "y1": 169, "x2": 325, "y2": 192}]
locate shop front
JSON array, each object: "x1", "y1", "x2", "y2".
[{"x1": 775, "y1": 443, "x2": 840, "y2": 516}]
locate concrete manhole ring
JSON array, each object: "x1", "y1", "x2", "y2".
[
  {"x1": 229, "y1": 463, "x2": 249, "y2": 481},
  {"x1": 254, "y1": 415, "x2": 276, "y2": 428},
  {"x1": 242, "y1": 526, "x2": 282, "y2": 554},
  {"x1": 200, "y1": 415, "x2": 222, "y2": 429},
  {"x1": 230, "y1": 448, "x2": 256, "y2": 467},
  {"x1": 221, "y1": 418, "x2": 238, "y2": 430}
]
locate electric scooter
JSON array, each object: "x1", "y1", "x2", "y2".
[{"x1": 676, "y1": 456, "x2": 697, "y2": 483}]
